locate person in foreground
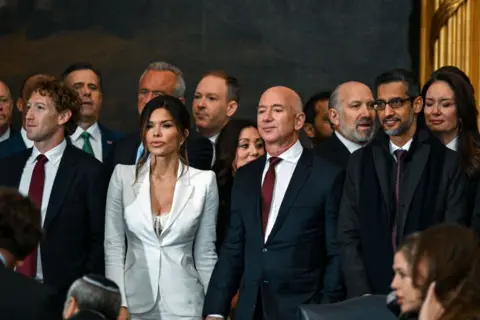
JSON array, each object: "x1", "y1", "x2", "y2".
[
  {"x1": 203, "y1": 86, "x2": 344, "y2": 320},
  {"x1": 390, "y1": 224, "x2": 480, "y2": 320},
  {"x1": 63, "y1": 274, "x2": 121, "y2": 320},
  {"x1": 0, "y1": 187, "x2": 60, "y2": 319},
  {"x1": 105, "y1": 95, "x2": 219, "y2": 320}
]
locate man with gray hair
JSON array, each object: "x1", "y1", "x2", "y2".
[
  {"x1": 106, "y1": 61, "x2": 213, "y2": 173},
  {"x1": 315, "y1": 81, "x2": 377, "y2": 168},
  {"x1": 63, "y1": 274, "x2": 121, "y2": 320}
]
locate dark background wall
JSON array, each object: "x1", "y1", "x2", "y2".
[{"x1": 0, "y1": 0, "x2": 418, "y2": 133}]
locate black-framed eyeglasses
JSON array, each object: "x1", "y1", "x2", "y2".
[{"x1": 373, "y1": 97, "x2": 413, "y2": 110}]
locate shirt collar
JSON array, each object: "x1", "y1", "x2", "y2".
[
  {"x1": 266, "y1": 139, "x2": 303, "y2": 164},
  {"x1": 389, "y1": 138, "x2": 413, "y2": 155},
  {"x1": 208, "y1": 132, "x2": 220, "y2": 145},
  {"x1": 21, "y1": 127, "x2": 34, "y2": 148},
  {"x1": 70, "y1": 122, "x2": 101, "y2": 142},
  {"x1": 446, "y1": 136, "x2": 458, "y2": 151},
  {"x1": 30, "y1": 139, "x2": 67, "y2": 165},
  {"x1": 335, "y1": 131, "x2": 363, "y2": 154},
  {"x1": 0, "y1": 127, "x2": 10, "y2": 142},
  {"x1": 0, "y1": 252, "x2": 6, "y2": 266}
]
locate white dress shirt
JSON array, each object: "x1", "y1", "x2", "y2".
[
  {"x1": 335, "y1": 131, "x2": 363, "y2": 154},
  {"x1": 70, "y1": 122, "x2": 103, "y2": 162},
  {"x1": 262, "y1": 140, "x2": 303, "y2": 242},
  {"x1": 20, "y1": 127, "x2": 34, "y2": 148},
  {"x1": 446, "y1": 136, "x2": 458, "y2": 151},
  {"x1": 18, "y1": 139, "x2": 67, "y2": 281},
  {"x1": 0, "y1": 127, "x2": 10, "y2": 142},
  {"x1": 389, "y1": 138, "x2": 413, "y2": 160},
  {"x1": 208, "y1": 132, "x2": 220, "y2": 167}
]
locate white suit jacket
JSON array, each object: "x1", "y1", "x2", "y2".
[{"x1": 104, "y1": 160, "x2": 219, "y2": 316}]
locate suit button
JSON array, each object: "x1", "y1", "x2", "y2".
[{"x1": 262, "y1": 248, "x2": 268, "y2": 252}]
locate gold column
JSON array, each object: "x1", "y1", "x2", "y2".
[{"x1": 420, "y1": 0, "x2": 480, "y2": 97}]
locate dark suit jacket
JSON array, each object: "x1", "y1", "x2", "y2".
[
  {"x1": 203, "y1": 148, "x2": 345, "y2": 320},
  {"x1": 97, "y1": 123, "x2": 123, "y2": 162},
  {"x1": 338, "y1": 130, "x2": 468, "y2": 297},
  {"x1": 0, "y1": 129, "x2": 27, "y2": 159},
  {"x1": 106, "y1": 129, "x2": 213, "y2": 173},
  {"x1": 314, "y1": 132, "x2": 352, "y2": 168},
  {"x1": 0, "y1": 144, "x2": 107, "y2": 300},
  {"x1": 0, "y1": 262, "x2": 61, "y2": 319}
]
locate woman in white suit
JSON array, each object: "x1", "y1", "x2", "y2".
[{"x1": 105, "y1": 95, "x2": 219, "y2": 320}]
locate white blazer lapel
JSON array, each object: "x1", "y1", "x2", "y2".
[
  {"x1": 162, "y1": 162, "x2": 194, "y2": 233},
  {"x1": 133, "y1": 158, "x2": 154, "y2": 228}
]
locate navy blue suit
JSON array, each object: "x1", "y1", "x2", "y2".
[
  {"x1": 0, "y1": 129, "x2": 27, "y2": 159},
  {"x1": 203, "y1": 148, "x2": 345, "y2": 320},
  {"x1": 97, "y1": 123, "x2": 124, "y2": 162}
]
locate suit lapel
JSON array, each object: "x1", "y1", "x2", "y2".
[
  {"x1": 251, "y1": 156, "x2": 267, "y2": 237},
  {"x1": 43, "y1": 146, "x2": 77, "y2": 230},
  {"x1": 7, "y1": 150, "x2": 32, "y2": 187},
  {"x1": 99, "y1": 124, "x2": 114, "y2": 162},
  {"x1": 162, "y1": 163, "x2": 194, "y2": 233},
  {"x1": 134, "y1": 159, "x2": 154, "y2": 229},
  {"x1": 265, "y1": 149, "x2": 312, "y2": 244},
  {"x1": 398, "y1": 141, "x2": 430, "y2": 236},
  {"x1": 372, "y1": 144, "x2": 394, "y2": 217}
]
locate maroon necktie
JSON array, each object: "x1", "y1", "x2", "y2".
[
  {"x1": 17, "y1": 154, "x2": 48, "y2": 278},
  {"x1": 392, "y1": 149, "x2": 406, "y2": 251},
  {"x1": 261, "y1": 157, "x2": 282, "y2": 234}
]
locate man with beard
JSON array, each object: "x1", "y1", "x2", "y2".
[
  {"x1": 62, "y1": 63, "x2": 123, "y2": 162},
  {"x1": 338, "y1": 69, "x2": 468, "y2": 297},
  {"x1": 315, "y1": 82, "x2": 376, "y2": 168}
]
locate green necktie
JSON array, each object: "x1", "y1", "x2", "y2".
[{"x1": 81, "y1": 131, "x2": 94, "y2": 156}]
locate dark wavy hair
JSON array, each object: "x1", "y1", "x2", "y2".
[
  {"x1": 411, "y1": 224, "x2": 480, "y2": 320},
  {"x1": 0, "y1": 187, "x2": 43, "y2": 260},
  {"x1": 212, "y1": 119, "x2": 259, "y2": 188},
  {"x1": 421, "y1": 71, "x2": 480, "y2": 179},
  {"x1": 30, "y1": 79, "x2": 81, "y2": 135},
  {"x1": 135, "y1": 95, "x2": 191, "y2": 181}
]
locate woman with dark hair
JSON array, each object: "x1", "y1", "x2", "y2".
[
  {"x1": 389, "y1": 224, "x2": 480, "y2": 320},
  {"x1": 212, "y1": 119, "x2": 264, "y2": 252},
  {"x1": 421, "y1": 70, "x2": 480, "y2": 234},
  {"x1": 105, "y1": 95, "x2": 219, "y2": 320}
]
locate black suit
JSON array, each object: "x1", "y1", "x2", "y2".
[
  {"x1": 0, "y1": 144, "x2": 107, "y2": 301},
  {"x1": 338, "y1": 130, "x2": 468, "y2": 297},
  {"x1": 0, "y1": 262, "x2": 61, "y2": 319},
  {"x1": 97, "y1": 123, "x2": 124, "y2": 162},
  {"x1": 106, "y1": 129, "x2": 213, "y2": 173},
  {"x1": 0, "y1": 129, "x2": 27, "y2": 159},
  {"x1": 314, "y1": 133, "x2": 352, "y2": 168},
  {"x1": 203, "y1": 147, "x2": 345, "y2": 320}
]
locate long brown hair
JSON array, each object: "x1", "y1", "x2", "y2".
[
  {"x1": 411, "y1": 224, "x2": 480, "y2": 320},
  {"x1": 135, "y1": 95, "x2": 191, "y2": 182}
]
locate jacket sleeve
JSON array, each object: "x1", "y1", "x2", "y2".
[
  {"x1": 104, "y1": 166, "x2": 128, "y2": 307},
  {"x1": 337, "y1": 162, "x2": 372, "y2": 297},
  {"x1": 194, "y1": 171, "x2": 219, "y2": 292},
  {"x1": 321, "y1": 169, "x2": 346, "y2": 303}
]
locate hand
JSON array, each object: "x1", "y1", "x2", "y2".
[
  {"x1": 117, "y1": 307, "x2": 130, "y2": 320},
  {"x1": 419, "y1": 282, "x2": 444, "y2": 320}
]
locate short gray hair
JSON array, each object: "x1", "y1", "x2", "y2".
[
  {"x1": 65, "y1": 275, "x2": 121, "y2": 320},
  {"x1": 139, "y1": 61, "x2": 186, "y2": 98},
  {"x1": 328, "y1": 86, "x2": 341, "y2": 111}
]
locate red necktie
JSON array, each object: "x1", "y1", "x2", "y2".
[
  {"x1": 17, "y1": 154, "x2": 48, "y2": 278},
  {"x1": 261, "y1": 157, "x2": 282, "y2": 234},
  {"x1": 392, "y1": 149, "x2": 406, "y2": 251}
]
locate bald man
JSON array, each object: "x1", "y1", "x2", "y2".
[
  {"x1": 0, "y1": 81, "x2": 13, "y2": 143},
  {"x1": 0, "y1": 74, "x2": 55, "y2": 159},
  {"x1": 315, "y1": 81, "x2": 377, "y2": 168},
  {"x1": 203, "y1": 86, "x2": 345, "y2": 320}
]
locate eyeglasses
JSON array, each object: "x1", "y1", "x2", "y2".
[{"x1": 373, "y1": 97, "x2": 412, "y2": 110}]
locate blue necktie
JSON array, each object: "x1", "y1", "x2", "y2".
[{"x1": 136, "y1": 143, "x2": 145, "y2": 164}]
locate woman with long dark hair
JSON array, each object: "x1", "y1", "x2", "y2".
[
  {"x1": 212, "y1": 119, "x2": 264, "y2": 251},
  {"x1": 105, "y1": 95, "x2": 218, "y2": 320},
  {"x1": 421, "y1": 70, "x2": 480, "y2": 234}
]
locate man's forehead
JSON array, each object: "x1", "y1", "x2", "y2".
[
  {"x1": 377, "y1": 81, "x2": 407, "y2": 97},
  {"x1": 196, "y1": 75, "x2": 226, "y2": 91},
  {"x1": 67, "y1": 69, "x2": 100, "y2": 84}
]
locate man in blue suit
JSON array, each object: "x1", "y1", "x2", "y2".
[
  {"x1": 0, "y1": 73, "x2": 55, "y2": 159},
  {"x1": 62, "y1": 63, "x2": 123, "y2": 162}
]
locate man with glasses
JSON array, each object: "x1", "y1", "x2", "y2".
[
  {"x1": 338, "y1": 69, "x2": 468, "y2": 297},
  {"x1": 315, "y1": 81, "x2": 377, "y2": 168}
]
